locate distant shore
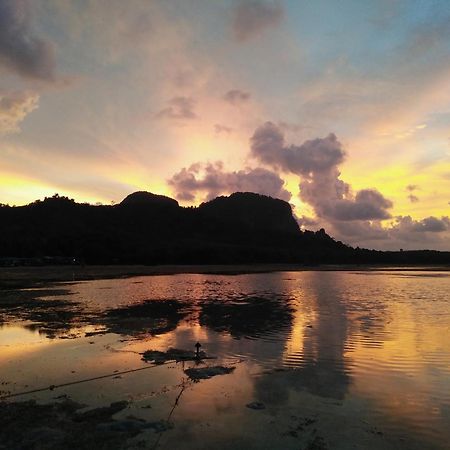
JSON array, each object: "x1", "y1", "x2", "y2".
[{"x1": 1, "y1": 263, "x2": 449, "y2": 289}]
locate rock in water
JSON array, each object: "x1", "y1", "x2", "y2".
[{"x1": 184, "y1": 366, "x2": 235, "y2": 380}]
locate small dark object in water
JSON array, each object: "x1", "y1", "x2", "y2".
[
  {"x1": 246, "y1": 401, "x2": 266, "y2": 410},
  {"x1": 184, "y1": 366, "x2": 235, "y2": 380},
  {"x1": 0, "y1": 398, "x2": 148, "y2": 449},
  {"x1": 195, "y1": 342, "x2": 202, "y2": 358},
  {"x1": 141, "y1": 348, "x2": 206, "y2": 364}
]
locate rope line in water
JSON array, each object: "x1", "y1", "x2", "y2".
[
  {"x1": 1, "y1": 354, "x2": 242, "y2": 402},
  {"x1": 0, "y1": 360, "x2": 174, "y2": 400},
  {"x1": 152, "y1": 378, "x2": 189, "y2": 450}
]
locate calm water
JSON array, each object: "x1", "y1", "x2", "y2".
[{"x1": 1, "y1": 270, "x2": 449, "y2": 449}]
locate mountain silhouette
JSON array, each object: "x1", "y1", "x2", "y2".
[
  {"x1": 0, "y1": 192, "x2": 448, "y2": 265},
  {"x1": 120, "y1": 191, "x2": 179, "y2": 208}
]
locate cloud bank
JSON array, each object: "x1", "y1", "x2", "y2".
[
  {"x1": 168, "y1": 162, "x2": 291, "y2": 202},
  {"x1": 251, "y1": 122, "x2": 393, "y2": 224},
  {"x1": 168, "y1": 121, "x2": 450, "y2": 249}
]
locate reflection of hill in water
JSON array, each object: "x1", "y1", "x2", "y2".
[
  {"x1": 0, "y1": 289, "x2": 91, "y2": 339},
  {"x1": 1, "y1": 272, "x2": 391, "y2": 398},
  {"x1": 102, "y1": 299, "x2": 191, "y2": 337},
  {"x1": 199, "y1": 295, "x2": 294, "y2": 340},
  {"x1": 0, "y1": 290, "x2": 193, "y2": 339},
  {"x1": 255, "y1": 359, "x2": 350, "y2": 403}
]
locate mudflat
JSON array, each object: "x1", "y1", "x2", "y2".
[{"x1": 1, "y1": 263, "x2": 449, "y2": 289}]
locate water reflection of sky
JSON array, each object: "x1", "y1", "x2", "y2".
[{"x1": 1, "y1": 271, "x2": 449, "y2": 449}]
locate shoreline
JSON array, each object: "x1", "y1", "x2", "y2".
[{"x1": 1, "y1": 263, "x2": 449, "y2": 289}]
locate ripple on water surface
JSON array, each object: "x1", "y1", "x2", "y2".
[{"x1": 1, "y1": 270, "x2": 449, "y2": 449}]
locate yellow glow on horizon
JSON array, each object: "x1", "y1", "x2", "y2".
[
  {"x1": 0, "y1": 171, "x2": 59, "y2": 206},
  {"x1": 0, "y1": 171, "x2": 109, "y2": 206},
  {"x1": 342, "y1": 157, "x2": 450, "y2": 220}
]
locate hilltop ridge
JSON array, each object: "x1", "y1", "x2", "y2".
[{"x1": 0, "y1": 191, "x2": 449, "y2": 266}]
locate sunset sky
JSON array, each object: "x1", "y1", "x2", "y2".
[{"x1": 0, "y1": 0, "x2": 449, "y2": 250}]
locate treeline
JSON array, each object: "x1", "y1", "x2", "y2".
[{"x1": 0, "y1": 192, "x2": 449, "y2": 266}]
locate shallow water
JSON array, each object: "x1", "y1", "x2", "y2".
[{"x1": 1, "y1": 270, "x2": 449, "y2": 449}]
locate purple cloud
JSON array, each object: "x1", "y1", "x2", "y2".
[
  {"x1": 250, "y1": 122, "x2": 392, "y2": 223},
  {"x1": 168, "y1": 162, "x2": 291, "y2": 202},
  {"x1": 251, "y1": 122, "x2": 345, "y2": 174}
]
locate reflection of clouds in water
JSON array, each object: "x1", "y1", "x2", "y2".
[
  {"x1": 254, "y1": 272, "x2": 351, "y2": 401},
  {"x1": 1, "y1": 271, "x2": 448, "y2": 449}
]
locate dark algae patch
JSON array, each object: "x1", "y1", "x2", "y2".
[
  {"x1": 141, "y1": 348, "x2": 207, "y2": 364},
  {"x1": 0, "y1": 289, "x2": 90, "y2": 338},
  {"x1": 102, "y1": 299, "x2": 191, "y2": 337},
  {"x1": 184, "y1": 366, "x2": 235, "y2": 380},
  {"x1": 0, "y1": 398, "x2": 171, "y2": 450},
  {"x1": 0, "y1": 290, "x2": 193, "y2": 340}
]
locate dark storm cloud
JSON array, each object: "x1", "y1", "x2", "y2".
[
  {"x1": 232, "y1": 0, "x2": 284, "y2": 42},
  {"x1": 223, "y1": 89, "x2": 251, "y2": 105},
  {"x1": 251, "y1": 122, "x2": 393, "y2": 223},
  {"x1": 156, "y1": 97, "x2": 197, "y2": 120},
  {"x1": 168, "y1": 162, "x2": 291, "y2": 202},
  {"x1": 0, "y1": 0, "x2": 56, "y2": 81}
]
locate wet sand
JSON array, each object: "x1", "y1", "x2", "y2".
[
  {"x1": 1, "y1": 263, "x2": 449, "y2": 289},
  {"x1": 0, "y1": 264, "x2": 304, "y2": 289}
]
